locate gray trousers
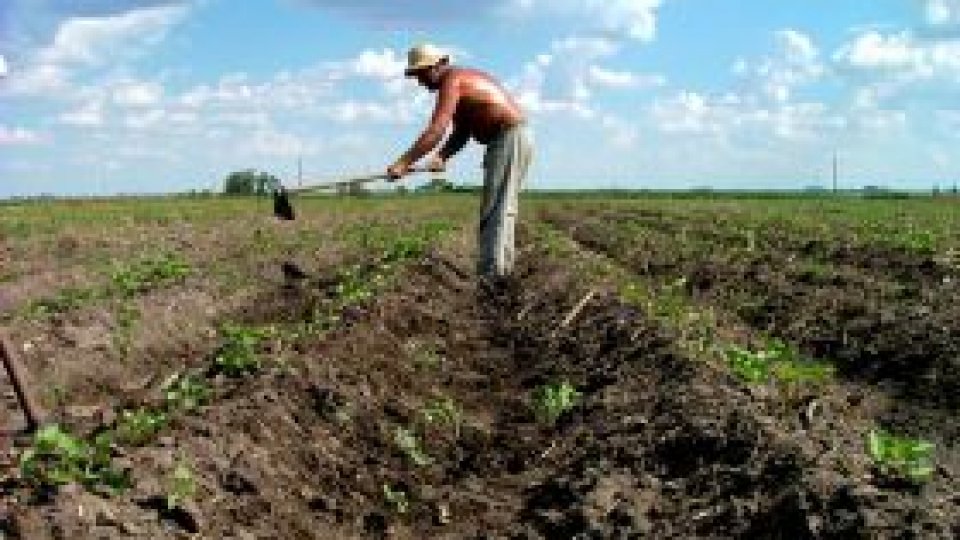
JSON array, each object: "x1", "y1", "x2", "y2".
[{"x1": 478, "y1": 124, "x2": 533, "y2": 278}]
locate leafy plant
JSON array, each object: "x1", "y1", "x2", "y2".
[
  {"x1": 214, "y1": 325, "x2": 266, "y2": 376},
  {"x1": 163, "y1": 373, "x2": 211, "y2": 412},
  {"x1": 533, "y1": 381, "x2": 581, "y2": 424},
  {"x1": 115, "y1": 408, "x2": 168, "y2": 446},
  {"x1": 31, "y1": 287, "x2": 99, "y2": 315},
  {"x1": 19, "y1": 425, "x2": 130, "y2": 492},
  {"x1": 867, "y1": 429, "x2": 935, "y2": 483},
  {"x1": 166, "y1": 459, "x2": 197, "y2": 510},
  {"x1": 725, "y1": 339, "x2": 834, "y2": 384},
  {"x1": 393, "y1": 426, "x2": 433, "y2": 467},
  {"x1": 111, "y1": 253, "x2": 191, "y2": 297},
  {"x1": 420, "y1": 397, "x2": 462, "y2": 437},
  {"x1": 382, "y1": 483, "x2": 410, "y2": 515}
]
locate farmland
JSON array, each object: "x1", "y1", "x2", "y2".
[{"x1": 1, "y1": 193, "x2": 958, "y2": 538}]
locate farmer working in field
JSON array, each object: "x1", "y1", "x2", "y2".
[{"x1": 388, "y1": 43, "x2": 533, "y2": 280}]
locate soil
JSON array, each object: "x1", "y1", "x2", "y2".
[{"x1": 2, "y1": 221, "x2": 957, "y2": 538}]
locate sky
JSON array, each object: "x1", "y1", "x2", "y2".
[{"x1": 2, "y1": 0, "x2": 960, "y2": 196}]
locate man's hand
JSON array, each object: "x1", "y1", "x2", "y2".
[
  {"x1": 387, "y1": 160, "x2": 411, "y2": 181},
  {"x1": 426, "y1": 155, "x2": 447, "y2": 173}
]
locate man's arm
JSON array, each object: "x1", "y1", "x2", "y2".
[{"x1": 396, "y1": 76, "x2": 460, "y2": 168}]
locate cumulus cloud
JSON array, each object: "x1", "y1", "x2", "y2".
[
  {"x1": 925, "y1": 0, "x2": 960, "y2": 26},
  {"x1": 36, "y1": 5, "x2": 188, "y2": 66},
  {"x1": 59, "y1": 100, "x2": 105, "y2": 126},
  {"x1": 1, "y1": 3, "x2": 188, "y2": 99},
  {"x1": 0, "y1": 55, "x2": 7, "y2": 77},
  {"x1": 733, "y1": 29, "x2": 823, "y2": 103},
  {"x1": 511, "y1": 0, "x2": 663, "y2": 42},
  {"x1": 291, "y1": 0, "x2": 481, "y2": 26},
  {"x1": 0, "y1": 125, "x2": 43, "y2": 144},
  {"x1": 112, "y1": 80, "x2": 163, "y2": 107}
]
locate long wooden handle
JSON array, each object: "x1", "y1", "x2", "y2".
[
  {"x1": 282, "y1": 168, "x2": 431, "y2": 194},
  {"x1": 1, "y1": 333, "x2": 46, "y2": 432}
]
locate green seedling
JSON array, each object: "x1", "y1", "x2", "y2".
[
  {"x1": 393, "y1": 426, "x2": 433, "y2": 467},
  {"x1": 867, "y1": 429, "x2": 936, "y2": 484},
  {"x1": 533, "y1": 381, "x2": 581, "y2": 424},
  {"x1": 726, "y1": 339, "x2": 834, "y2": 385},
  {"x1": 420, "y1": 397, "x2": 462, "y2": 437},
  {"x1": 31, "y1": 287, "x2": 99, "y2": 315},
  {"x1": 162, "y1": 373, "x2": 211, "y2": 412},
  {"x1": 214, "y1": 325, "x2": 265, "y2": 376},
  {"x1": 166, "y1": 459, "x2": 197, "y2": 510},
  {"x1": 115, "y1": 408, "x2": 168, "y2": 446},
  {"x1": 383, "y1": 483, "x2": 410, "y2": 515},
  {"x1": 19, "y1": 425, "x2": 130, "y2": 492},
  {"x1": 406, "y1": 340, "x2": 443, "y2": 370},
  {"x1": 111, "y1": 253, "x2": 191, "y2": 297}
]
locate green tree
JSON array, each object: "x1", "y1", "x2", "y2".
[{"x1": 223, "y1": 170, "x2": 280, "y2": 195}]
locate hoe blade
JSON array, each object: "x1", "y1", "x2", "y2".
[{"x1": 273, "y1": 187, "x2": 295, "y2": 221}]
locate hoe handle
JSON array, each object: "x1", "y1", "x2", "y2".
[
  {"x1": 281, "y1": 167, "x2": 432, "y2": 194},
  {"x1": 1, "y1": 333, "x2": 46, "y2": 432}
]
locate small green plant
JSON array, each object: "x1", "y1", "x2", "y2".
[
  {"x1": 111, "y1": 253, "x2": 191, "y2": 297},
  {"x1": 214, "y1": 325, "x2": 265, "y2": 376},
  {"x1": 725, "y1": 345, "x2": 772, "y2": 383},
  {"x1": 166, "y1": 459, "x2": 197, "y2": 510},
  {"x1": 393, "y1": 426, "x2": 433, "y2": 466},
  {"x1": 162, "y1": 373, "x2": 211, "y2": 412},
  {"x1": 382, "y1": 483, "x2": 410, "y2": 514},
  {"x1": 406, "y1": 340, "x2": 443, "y2": 369},
  {"x1": 115, "y1": 408, "x2": 168, "y2": 446},
  {"x1": 725, "y1": 339, "x2": 834, "y2": 385},
  {"x1": 867, "y1": 429, "x2": 935, "y2": 483},
  {"x1": 533, "y1": 381, "x2": 581, "y2": 424},
  {"x1": 420, "y1": 397, "x2": 462, "y2": 437},
  {"x1": 19, "y1": 425, "x2": 130, "y2": 492},
  {"x1": 31, "y1": 287, "x2": 99, "y2": 315}
]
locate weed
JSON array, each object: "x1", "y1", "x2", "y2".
[
  {"x1": 725, "y1": 340, "x2": 834, "y2": 385},
  {"x1": 162, "y1": 373, "x2": 211, "y2": 412},
  {"x1": 533, "y1": 381, "x2": 581, "y2": 424},
  {"x1": 420, "y1": 397, "x2": 462, "y2": 437},
  {"x1": 19, "y1": 425, "x2": 130, "y2": 492},
  {"x1": 31, "y1": 287, "x2": 99, "y2": 315},
  {"x1": 214, "y1": 325, "x2": 265, "y2": 376},
  {"x1": 393, "y1": 426, "x2": 433, "y2": 467},
  {"x1": 166, "y1": 459, "x2": 197, "y2": 510},
  {"x1": 111, "y1": 253, "x2": 191, "y2": 297},
  {"x1": 405, "y1": 340, "x2": 443, "y2": 369},
  {"x1": 867, "y1": 429, "x2": 935, "y2": 484},
  {"x1": 383, "y1": 483, "x2": 410, "y2": 514},
  {"x1": 115, "y1": 408, "x2": 168, "y2": 446}
]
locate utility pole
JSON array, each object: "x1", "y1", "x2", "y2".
[
  {"x1": 832, "y1": 151, "x2": 838, "y2": 194},
  {"x1": 297, "y1": 156, "x2": 303, "y2": 189}
]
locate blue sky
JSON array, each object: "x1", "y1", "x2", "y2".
[{"x1": 2, "y1": 0, "x2": 960, "y2": 196}]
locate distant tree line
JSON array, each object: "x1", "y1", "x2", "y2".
[{"x1": 223, "y1": 169, "x2": 280, "y2": 196}]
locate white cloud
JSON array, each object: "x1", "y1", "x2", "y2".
[
  {"x1": 348, "y1": 48, "x2": 406, "y2": 79},
  {"x1": 37, "y1": 5, "x2": 188, "y2": 66},
  {"x1": 512, "y1": 0, "x2": 663, "y2": 42},
  {"x1": 59, "y1": 101, "x2": 104, "y2": 126},
  {"x1": 925, "y1": 0, "x2": 960, "y2": 26},
  {"x1": 587, "y1": 66, "x2": 664, "y2": 89},
  {"x1": 0, "y1": 55, "x2": 7, "y2": 77},
  {"x1": 0, "y1": 125, "x2": 43, "y2": 145},
  {"x1": 112, "y1": 80, "x2": 163, "y2": 107},
  {"x1": 734, "y1": 29, "x2": 823, "y2": 104},
  {"x1": 124, "y1": 109, "x2": 165, "y2": 129}
]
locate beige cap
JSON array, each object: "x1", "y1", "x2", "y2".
[{"x1": 404, "y1": 43, "x2": 449, "y2": 76}]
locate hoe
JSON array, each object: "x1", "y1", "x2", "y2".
[{"x1": 273, "y1": 168, "x2": 430, "y2": 221}]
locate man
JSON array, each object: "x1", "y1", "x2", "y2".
[{"x1": 388, "y1": 43, "x2": 533, "y2": 280}]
